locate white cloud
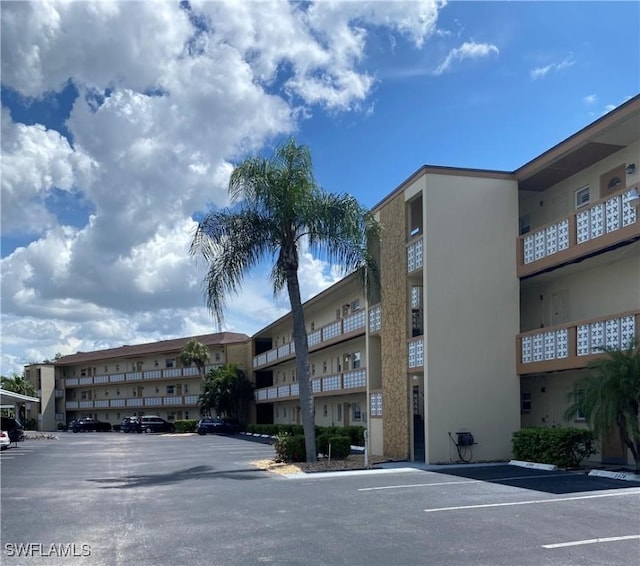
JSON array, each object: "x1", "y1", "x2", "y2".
[
  {"x1": 0, "y1": 1, "x2": 444, "y2": 374},
  {"x1": 433, "y1": 41, "x2": 499, "y2": 75},
  {"x1": 584, "y1": 94, "x2": 598, "y2": 105},
  {"x1": 529, "y1": 55, "x2": 575, "y2": 80}
]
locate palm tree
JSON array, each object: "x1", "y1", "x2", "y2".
[
  {"x1": 179, "y1": 339, "x2": 210, "y2": 379},
  {"x1": 1, "y1": 373, "x2": 37, "y2": 397},
  {"x1": 565, "y1": 338, "x2": 640, "y2": 470},
  {"x1": 191, "y1": 138, "x2": 379, "y2": 462}
]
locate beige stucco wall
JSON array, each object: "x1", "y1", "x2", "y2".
[
  {"x1": 423, "y1": 173, "x2": 521, "y2": 463},
  {"x1": 520, "y1": 241, "x2": 640, "y2": 331}
]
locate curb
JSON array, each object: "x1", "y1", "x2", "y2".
[
  {"x1": 509, "y1": 459, "x2": 558, "y2": 471},
  {"x1": 588, "y1": 469, "x2": 640, "y2": 482}
]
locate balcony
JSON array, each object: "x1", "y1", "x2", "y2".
[
  {"x1": 64, "y1": 365, "x2": 218, "y2": 387},
  {"x1": 517, "y1": 311, "x2": 638, "y2": 375},
  {"x1": 65, "y1": 395, "x2": 200, "y2": 410},
  {"x1": 252, "y1": 308, "x2": 373, "y2": 370},
  {"x1": 254, "y1": 368, "x2": 367, "y2": 403},
  {"x1": 518, "y1": 186, "x2": 639, "y2": 278}
]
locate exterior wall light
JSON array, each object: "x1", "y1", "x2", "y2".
[{"x1": 625, "y1": 187, "x2": 640, "y2": 205}]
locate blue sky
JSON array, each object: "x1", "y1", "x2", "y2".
[{"x1": 1, "y1": 1, "x2": 639, "y2": 375}]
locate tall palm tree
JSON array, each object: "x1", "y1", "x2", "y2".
[
  {"x1": 179, "y1": 339, "x2": 211, "y2": 379},
  {"x1": 191, "y1": 138, "x2": 379, "y2": 462},
  {"x1": 1, "y1": 373, "x2": 37, "y2": 397},
  {"x1": 565, "y1": 338, "x2": 640, "y2": 470}
]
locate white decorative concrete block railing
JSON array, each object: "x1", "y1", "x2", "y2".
[
  {"x1": 369, "y1": 304, "x2": 381, "y2": 333},
  {"x1": 522, "y1": 188, "x2": 637, "y2": 266},
  {"x1": 184, "y1": 395, "x2": 199, "y2": 405},
  {"x1": 308, "y1": 330, "x2": 322, "y2": 347},
  {"x1": 369, "y1": 391, "x2": 383, "y2": 417},
  {"x1": 407, "y1": 237, "x2": 424, "y2": 273},
  {"x1": 321, "y1": 375, "x2": 341, "y2": 392},
  {"x1": 576, "y1": 314, "x2": 636, "y2": 356},
  {"x1": 322, "y1": 320, "x2": 342, "y2": 341},
  {"x1": 343, "y1": 310, "x2": 366, "y2": 334},
  {"x1": 520, "y1": 313, "x2": 637, "y2": 364},
  {"x1": 290, "y1": 383, "x2": 299, "y2": 396},
  {"x1": 110, "y1": 399, "x2": 125, "y2": 408},
  {"x1": 343, "y1": 369, "x2": 366, "y2": 389},
  {"x1": 127, "y1": 398, "x2": 143, "y2": 407},
  {"x1": 408, "y1": 337, "x2": 424, "y2": 369}
]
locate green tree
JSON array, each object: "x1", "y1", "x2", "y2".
[
  {"x1": 179, "y1": 339, "x2": 210, "y2": 379},
  {"x1": 191, "y1": 138, "x2": 378, "y2": 461},
  {"x1": 1, "y1": 373, "x2": 37, "y2": 397},
  {"x1": 198, "y1": 364, "x2": 254, "y2": 424},
  {"x1": 565, "y1": 338, "x2": 640, "y2": 470}
]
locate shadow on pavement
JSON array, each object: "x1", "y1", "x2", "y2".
[
  {"x1": 86, "y1": 465, "x2": 267, "y2": 489},
  {"x1": 430, "y1": 464, "x2": 640, "y2": 494}
]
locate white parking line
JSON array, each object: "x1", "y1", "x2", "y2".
[
  {"x1": 359, "y1": 472, "x2": 573, "y2": 492},
  {"x1": 424, "y1": 490, "x2": 640, "y2": 513},
  {"x1": 542, "y1": 534, "x2": 640, "y2": 549}
]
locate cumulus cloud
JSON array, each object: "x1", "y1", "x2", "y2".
[
  {"x1": 584, "y1": 94, "x2": 598, "y2": 105},
  {"x1": 529, "y1": 55, "x2": 575, "y2": 80},
  {"x1": 0, "y1": 1, "x2": 445, "y2": 374},
  {"x1": 433, "y1": 41, "x2": 499, "y2": 75}
]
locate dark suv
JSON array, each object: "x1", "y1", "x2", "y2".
[
  {"x1": 1, "y1": 417, "x2": 25, "y2": 443},
  {"x1": 140, "y1": 416, "x2": 175, "y2": 433}
]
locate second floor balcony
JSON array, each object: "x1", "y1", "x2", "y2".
[
  {"x1": 253, "y1": 306, "x2": 380, "y2": 369},
  {"x1": 254, "y1": 368, "x2": 367, "y2": 403},
  {"x1": 65, "y1": 394, "x2": 200, "y2": 410},
  {"x1": 517, "y1": 186, "x2": 639, "y2": 278},
  {"x1": 64, "y1": 365, "x2": 217, "y2": 387}
]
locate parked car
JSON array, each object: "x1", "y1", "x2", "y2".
[
  {"x1": 196, "y1": 417, "x2": 239, "y2": 435},
  {"x1": 1, "y1": 417, "x2": 25, "y2": 443},
  {"x1": 140, "y1": 416, "x2": 175, "y2": 434},
  {"x1": 69, "y1": 418, "x2": 112, "y2": 433},
  {"x1": 121, "y1": 417, "x2": 142, "y2": 433},
  {"x1": 1, "y1": 430, "x2": 11, "y2": 450}
]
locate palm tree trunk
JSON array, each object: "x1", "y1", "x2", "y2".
[{"x1": 285, "y1": 267, "x2": 317, "y2": 462}]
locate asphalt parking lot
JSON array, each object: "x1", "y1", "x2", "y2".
[{"x1": 2, "y1": 433, "x2": 639, "y2": 566}]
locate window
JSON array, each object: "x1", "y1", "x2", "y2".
[
  {"x1": 336, "y1": 403, "x2": 342, "y2": 421},
  {"x1": 215, "y1": 353, "x2": 221, "y2": 362},
  {"x1": 283, "y1": 407, "x2": 287, "y2": 418},
  {"x1": 168, "y1": 412, "x2": 176, "y2": 421},
  {"x1": 323, "y1": 404, "x2": 328, "y2": 417},
  {"x1": 166, "y1": 385, "x2": 175, "y2": 395},
  {"x1": 81, "y1": 369, "x2": 86, "y2": 377},
  {"x1": 275, "y1": 406, "x2": 279, "y2": 418},
  {"x1": 184, "y1": 384, "x2": 189, "y2": 394},
  {"x1": 115, "y1": 365, "x2": 120, "y2": 372},
  {"x1": 117, "y1": 412, "x2": 121, "y2": 420},
  {"x1": 311, "y1": 363, "x2": 315, "y2": 376},
  {"x1": 575, "y1": 186, "x2": 590, "y2": 209},
  {"x1": 104, "y1": 366, "x2": 108, "y2": 373},
  {"x1": 310, "y1": 321, "x2": 315, "y2": 331},
  {"x1": 165, "y1": 359, "x2": 175, "y2": 368},
  {"x1": 322, "y1": 361, "x2": 327, "y2": 374},
  {"x1": 352, "y1": 352, "x2": 361, "y2": 369},
  {"x1": 154, "y1": 360, "x2": 159, "y2": 367},
  {"x1": 521, "y1": 392, "x2": 531, "y2": 413},
  {"x1": 80, "y1": 391, "x2": 89, "y2": 400},
  {"x1": 336, "y1": 356, "x2": 342, "y2": 372},
  {"x1": 185, "y1": 411, "x2": 190, "y2": 420},
  {"x1": 336, "y1": 309, "x2": 341, "y2": 320},
  {"x1": 351, "y1": 299, "x2": 360, "y2": 312},
  {"x1": 352, "y1": 402, "x2": 362, "y2": 421}
]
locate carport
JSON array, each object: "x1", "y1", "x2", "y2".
[{"x1": 0, "y1": 388, "x2": 40, "y2": 420}]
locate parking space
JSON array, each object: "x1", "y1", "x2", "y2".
[{"x1": 2, "y1": 436, "x2": 639, "y2": 566}]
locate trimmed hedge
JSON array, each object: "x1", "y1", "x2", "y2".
[
  {"x1": 247, "y1": 424, "x2": 365, "y2": 446},
  {"x1": 317, "y1": 435, "x2": 351, "y2": 459},
  {"x1": 512, "y1": 427, "x2": 596, "y2": 468},
  {"x1": 174, "y1": 419, "x2": 198, "y2": 433}
]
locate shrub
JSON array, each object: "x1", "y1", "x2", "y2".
[
  {"x1": 24, "y1": 418, "x2": 38, "y2": 431},
  {"x1": 174, "y1": 419, "x2": 198, "y2": 433},
  {"x1": 512, "y1": 427, "x2": 596, "y2": 468},
  {"x1": 112, "y1": 424, "x2": 121, "y2": 432},
  {"x1": 324, "y1": 436, "x2": 351, "y2": 459},
  {"x1": 342, "y1": 426, "x2": 365, "y2": 446},
  {"x1": 274, "y1": 433, "x2": 306, "y2": 462},
  {"x1": 57, "y1": 423, "x2": 67, "y2": 431}
]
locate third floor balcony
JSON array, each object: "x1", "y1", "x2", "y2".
[{"x1": 517, "y1": 185, "x2": 639, "y2": 278}]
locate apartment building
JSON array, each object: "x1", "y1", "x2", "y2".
[
  {"x1": 24, "y1": 332, "x2": 250, "y2": 430},
  {"x1": 23, "y1": 96, "x2": 639, "y2": 466},
  {"x1": 251, "y1": 95, "x2": 640, "y2": 465}
]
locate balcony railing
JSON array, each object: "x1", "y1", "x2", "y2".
[
  {"x1": 518, "y1": 186, "x2": 639, "y2": 278},
  {"x1": 65, "y1": 395, "x2": 200, "y2": 410},
  {"x1": 64, "y1": 365, "x2": 219, "y2": 387},
  {"x1": 254, "y1": 368, "x2": 367, "y2": 402},
  {"x1": 252, "y1": 308, "x2": 371, "y2": 369},
  {"x1": 407, "y1": 236, "x2": 424, "y2": 273},
  {"x1": 408, "y1": 337, "x2": 424, "y2": 369},
  {"x1": 517, "y1": 311, "x2": 638, "y2": 375},
  {"x1": 369, "y1": 303, "x2": 381, "y2": 333}
]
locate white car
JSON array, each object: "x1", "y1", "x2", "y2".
[{"x1": 0, "y1": 430, "x2": 10, "y2": 450}]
